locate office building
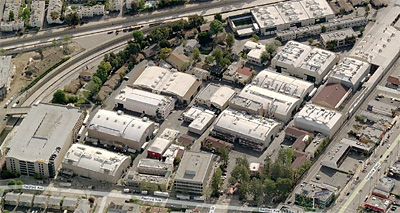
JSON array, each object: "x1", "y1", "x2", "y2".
[
  {"x1": 62, "y1": 144, "x2": 130, "y2": 183},
  {"x1": 5, "y1": 104, "x2": 83, "y2": 178},
  {"x1": 294, "y1": 104, "x2": 343, "y2": 137},
  {"x1": 174, "y1": 151, "x2": 214, "y2": 195},
  {"x1": 321, "y1": 28, "x2": 357, "y2": 48},
  {"x1": 252, "y1": 69, "x2": 314, "y2": 99},
  {"x1": 210, "y1": 109, "x2": 280, "y2": 151},
  {"x1": 115, "y1": 86, "x2": 175, "y2": 120},
  {"x1": 321, "y1": 143, "x2": 350, "y2": 169},
  {"x1": 87, "y1": 109, "x2": 155, "y2": 151},
  {"x1": 132, "y1": 66, "x2": 201, "y2": 104},
  {"x1": 295, "y1": 182, "x2": 335, "y2": 208},
  {"x1": 29, "y1": 0, "x2": 45, "y2": 28},
  {"x1": 183, "y1": 106, "x2": 216, "y2": 135},
  {"x1": 271, "y1": 41, "x2": 338, "y2": 83}
]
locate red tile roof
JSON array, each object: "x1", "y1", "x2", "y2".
[
  {"x1": 236, "y1": 66, "x2": 253, "y2": 77},
  {"x1": 202, "y1": 136, "x2": 233, "y2": 151},
  {"x1": 291, "y1": 150, "x2": 309, "y2": 170},
  {"x1": 285, "y1": 126, "x2": 313, "y2": 138},
  {"x1": 177, "y1": 134, "x2": 195, "y2": 147},
  {"x1": 292, "y1": 135, "x2": 308, "y2": 151},
  {"x1": 312, "y1": 83, "x2": 349, "y2": 108},
  {"x1": 387, "y1": 76, "x2": 400, "y2": 86}
]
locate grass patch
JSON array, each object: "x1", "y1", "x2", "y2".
[{"x1": 21, "y1": 57, "x2": 70, "y2": 92}]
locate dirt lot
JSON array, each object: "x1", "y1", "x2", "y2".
[{"x1": 1, "y1": 42, "x2": 84, "y2": 106}]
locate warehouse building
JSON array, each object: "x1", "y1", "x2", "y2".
[
  {"x1": 147, "y1": 128, "x2": 180, "y2": 159},
  {"x1": 195, "y1": 83, "x2": 236, "y2": 111},
  {"x1": 321, "y1": 28, "x2": 357, "y2": 48},
  {"x1": 62, "y1": 144, "x2": 130, "y2": 183},
  {"x1": 87, "y1": 110, "x2": 155, "y2": 151},
  {"x1": 174, "y1": 151, "x2": 214, "y2": 195},
  {"x1": 115, "y1": 86, "x2": 175, "y2": 120},
  {"x1": 328, "y1": 57, "x2": 371, "y2": 90},
  {"x1": 137, "y1": 158, "x2": 172, "y2": 176},
  {"x1": 294, "y1": 104, "x2": 343, "y2": 138},
  {"x1": 249, "y1": 0, "x2": 334, "y2": 35},
  {"x1": 230, "y1": 85, "x2": 301, "y2": 123},
  {"x1": 183, "y1": 106, "x2": 216, "y2": 135},
  {"x1": 5, "y1": 104, "x2": 83, "y2": 178},
  {"x1": 252, "y1": 69, "x2": 314, "y2": 99},
  {"x1": 271, "y1": 41, "x2": 338, "y2": 84},
  {"x1": 210, "y1": 109, "x2": 280, "y2": 151},
  {"x1": 132, "y1": 66, "x2": 202, "y2": 104}
]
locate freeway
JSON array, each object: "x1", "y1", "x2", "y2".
[
  {"x1": 0, "y1": 0, "x2": 286, "y2": 51},
  {"x1": 0, "y1": 185, "x2": 280, "y2": 213}
]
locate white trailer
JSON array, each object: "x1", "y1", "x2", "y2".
[
  {"x1": 154, "y1": 191, "x2": 169, "y2": 198},
  {"x1": 176, "y1": 194, "x2": 190, "y2": 200}
]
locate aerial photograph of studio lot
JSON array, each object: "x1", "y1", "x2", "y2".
[{"x1": 1, "y1": 0, "x2": 400, "y2": 212}]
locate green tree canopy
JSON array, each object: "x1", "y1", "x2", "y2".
[
  {"x1": 52, "y1": 90, "x2": 66, "y2": 104},
  {"x1": 225, "y1": 33, "x2": 235, "y2": 48},
  {"x1": 65, "y1": 12, "x2": 80, "y2": 25},
  {"x1": 210, "y1": 20, "x2": 224, "y2": 35},
  {"x1": 132, "y1": 30, "x2": 144, "y2": 43},
  {"x1": 188, "y1": 14, "x2": 204, "y2": 28},
  {"x1": 192, "y1": 48, "x2": 201, "y2": 62}
]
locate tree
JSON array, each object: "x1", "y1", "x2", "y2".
[
  {"x1": 251, "y1": 34, "x2": 259, "y2": 42},
  {"x1": 212, "y1": 48, "x2": 224, "y2": 65},
  {"x1": 16, "y1": 180, "x2": 23, "y2": 185},
  {"x1": 214, "y1": 13, "x2": 223, "y2": 22},
  {"x1": 205, "y1": 55, "x2": 215, "y2": 65},
  {"x1": 307, "y1": 38, "x2": 314, "y2": 45},
  {"x1": 250, "y1": 178, "x2": 264, "y2": 205},
  {"x1": 132, "y1": 30, "x2": 144, "y2": 43},
  {"x1": 52, "y1": 90, "x2": 66, "y2": 104},
  {"x1": 276, "y1": 178, "x2": 293, "y2": 200},
  {"x1": 21, "y1": 7, "x2": 30, "y2": 22},
  {"x1": 9, "y1": 11, "x2": 14, "y2": 21},
  {"x1": 50, "y1": 11, "x2": 59, "y2": 20},
  {"x1": 211, "y1": 168, "x2": 223, "y2": 196},
  {"x1": 225, "y1": 33, "x2": 235, "y2": 49},
  {"x1": 264, "y1": 178, "x2": 276, "y2": 201},
  {"x1": 359, "y1": 27, "x2": 365, "y2": 34},
  {"x1": 197, "y1": 31, "x2": 212, "y2": 46},
  {"x1": 238, "y1": 181, "x2": 248, "y2": 200},
  {"x1": 7, "y1": 179, "x2": 16, "y2": 185},
  {"x1": 159, "y1": 39, "x2": 171, "y2": 48},
  {"x1": 85, "y1": 80, "x2": 100, "y2": 97},
  {"x1": 170, "y1": 20, "x2": 187, "y2": 32},
  {"x1": 63, "y1": 35, "x2": 71, "y2": 43},
  {"x1": 228, "y1": 176, "x2": 237, "y2": 185},
  {"x1": 321, "y1": 25, "x2": 327, "y2": 33},
  {"x1": 210, "y1": 20, "x2": 224, "y2": 35},
  {"x1": 219, "y1": 146, "x2": 229, "y2": 166},
  {"x1": 173, "y1": 157, "x2": 181, "y2": 167},
  {"x1": 192, "y1": 48, "x2": 201, "y2": 62},
  {"x1": 261, "y1": 51, "x2": 271, "y2": 64},
  {"x1": 266, "y1": 40, "x2": 281, "y2": 55},
  {"x1": 94, "y1": 61, "x2": 111, "y2": 82},
  {"x1": 65, "y1": 12, "x2": 80, "y2": 25},
  {"x1": 188, "y1": 15, "x2": 204, "y2": 28},
  {"x1": 159, "y1": 48, "x2": 172, "y2": 60}
]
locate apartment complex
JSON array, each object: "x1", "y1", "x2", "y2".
[{"x1": 6, "y1": 104, "x2": 83, "y2": 178}]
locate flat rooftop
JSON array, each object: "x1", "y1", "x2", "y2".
[
  {"x1": 0, "y1": 56, "x2": 12, "y2": 87},
  {"x1": 321, "y1": 28, "x2": 356, "y2": 41},
  {"x1": 238, "y1": 85, "x2": 301, "y2": 118},
  {"x1": 322, "y1": 143, "x2": 350, "y2": 169},
  {"x1": 6, "y1": 104, "x2": 82, "y2": 163},
  {"x1": 213, "y1": 109, "x2": 280, "y2": 142},
  {"x1": 174, "y1": 151, "x2": 213, "y2": 183},
  {"x1": 115, "y1": 86, "x2": 175, "y2": 108},
  {"x1": 252, "y1": 69, "x2": 313, "y2": 98},
  {"x1": 298, "y1": 47, "x2": 337, "y2": 75},
  {"x1": 295, "y1": 104, "x2": 342, "y2": 130},
  {"x1": 196, "y1": 83, "x2": 235, "y2": 109},
  {"x1": 274, "y1": 41, "x2": 312, "y2": 67},
  {"x1": 330, "y1": 57, "x2": 370, "y2": 85},
  {"x1": 63, "y1": 144, "x2": 129, "y2": 177}
]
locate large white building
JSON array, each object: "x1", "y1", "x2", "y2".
[
  {"x1": 115, "y1": 86, "x2": 175, "y2": 120},
  {"x1": 62, "y1": 144, "x2": 130, "y2": 183},
  {"x1": 133, "y1": 66, "x2": 202, "y2": 104},
  {"x1": 147, "y1": 128, "x2": 180, "y2": 158},
  {"x1": 195, "y1": 83, "x2": 235, "y2": 111},
  {"x1": 64, "y1": 5, "x2": 105, "y2": 19},
  {"x1": 328, "y1": 57, "x2": 371, "y2": 89},
  {"x1": 174, "y1": 151, "x2": 214, "y2": 195},
  {"x1": 29, "y1": 0, "x2": 45, "y2": 28},
  {"x1": 271, "y1": 41, "x2": 338, "y2": 84},
  {"x1": 183, "y1": 106, "x2": 216, "y2": 135},
  {"x1": 252, "y1": 69, "x2": 314, "y2": 100},
  {"x1": 293, "y1": 104, "x2": 343, "y2": 137},
  {"x1": 47, "y1": 0, "x2": 63, "y2": 24},
  {"x1": 210, "y1": 109, "x2": 280, "y2": 151},
  {"x1": 0, "y1": 56, "x2": 14, "y2": 100},
  {"x1": 230, "y1": 84, "x2": 301, "y2": 123},
  {"x1": 87, "y1": 110, "x2": 155, "y2": 151},
  {"x1": 250, "y1": 0, "x2": 335, "y2": 35},
  {"x1": 5, "y1": 104, "x2": 83, "y2": 178}
]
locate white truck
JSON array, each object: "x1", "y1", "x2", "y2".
[{"x1": 154, "y1": 191, "x2": 169, "y2": 198}]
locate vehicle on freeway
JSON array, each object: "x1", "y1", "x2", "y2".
[{"x1": 154, "y1": 191, "x2": 169, "y2": 198}]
